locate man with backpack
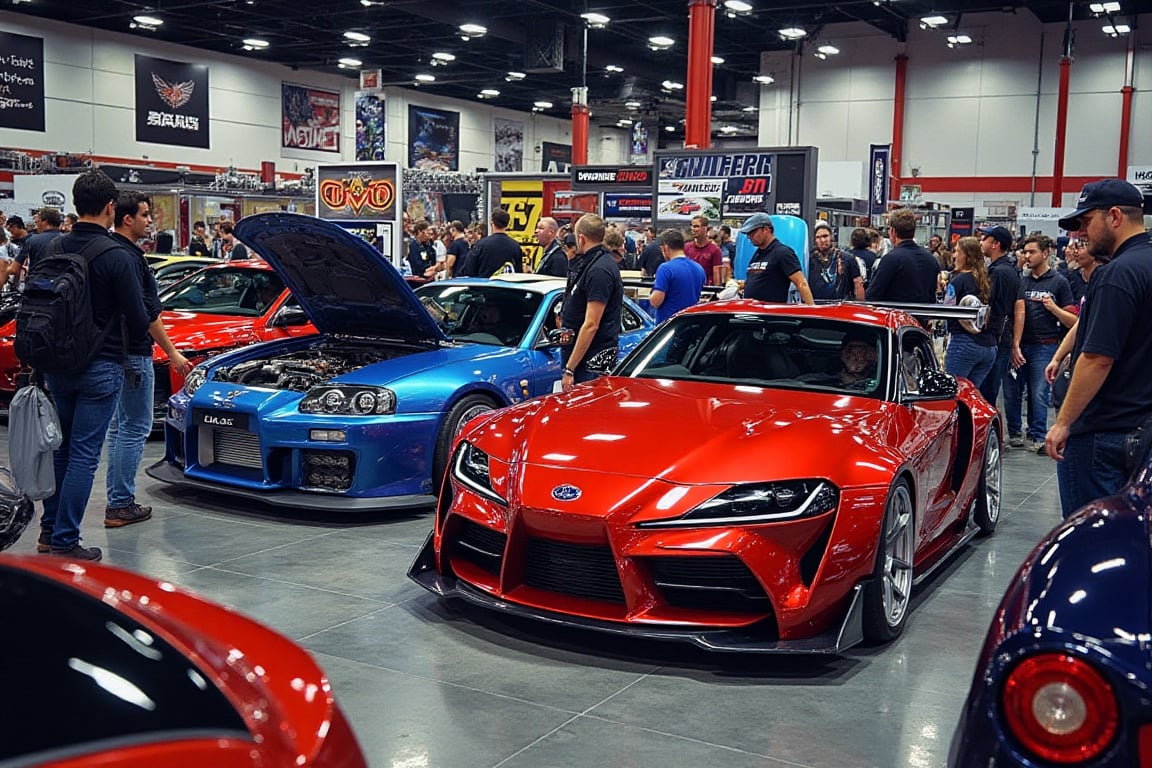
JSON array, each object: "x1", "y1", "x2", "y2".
[{"x1": 15, "y1": 171, "x2": 150, "y2": 561}]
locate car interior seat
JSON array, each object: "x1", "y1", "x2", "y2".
[{"x1": 724, "y1": 331, "x2": 801, "y2": 380}]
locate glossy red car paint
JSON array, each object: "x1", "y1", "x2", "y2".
[
  {"x1": 0, "y1": 555, "x2": 366, "y2": 767},
  {"x1": 413, "y1": 302, "x2": 1001, "y2": 652}
]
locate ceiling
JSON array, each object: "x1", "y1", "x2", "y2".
[{"x1": 7, "y1": 0, "x2": 1150, "y2": 141}]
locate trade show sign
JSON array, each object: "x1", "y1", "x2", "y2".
[
  {"x1": 408, "y1": 106, "x2": 459, "y2": 171},
  {"x1": 135, "y1": 54, "x2": 209, "y2": 148},
  {"x1": 0, "y1": 31, "x2": 45, "y2": 132},
  {"x1": 282, "y1": 83, "x2": 341, "y2": 153},
  {"x1": 315, "y1": 162, "x2": 401, "y2": 267},
  {"x1": 604, "y1": 194, "x2": 652, "y2": 218},
  {"x1": 869, "y1": 144, "x2": 890, "y2": 217}
]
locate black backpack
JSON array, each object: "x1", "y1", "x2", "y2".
[{"x1": 15, "y1": 236, "x2": 120, "y2": 375}]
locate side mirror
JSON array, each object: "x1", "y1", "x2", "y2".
[
  {"x1": 907, "y1": 370, "x2": 958, "y2": 401},
  {"x1": 271, "y1": 305, "x2": 309, "y2": 327},
  {"x1": 535, "y1": 327, "x2": 570, "y2": 350}
]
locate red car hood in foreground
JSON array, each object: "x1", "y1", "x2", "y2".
[
  {"x1": 469, "y1": 376, "x2": 901, "y2": 490},
  {"x1": 0, "y1": 555, "x2": 365, "y2": 768}
]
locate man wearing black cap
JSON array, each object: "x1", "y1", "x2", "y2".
[
  {"x1": 1046, "y1": 179, "x2": 1152, "y2": 517},
  {"x1": 976, "y1": 224, "x2": 1022, "y2": 423},
  {"x1": 739, "y1": 212, "x2": 814, "y2": 304}
]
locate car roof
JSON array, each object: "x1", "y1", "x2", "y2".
[
  {"x1": 436, "y1": 275, "x2": 567, "y2": 295},
  {"x1": 679, "y1": 300, "x2": 921, "y2": 332}
]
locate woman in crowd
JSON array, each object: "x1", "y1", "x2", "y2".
[{"x1": 943, "y1": 236, "x2": 997, "y2": 384}]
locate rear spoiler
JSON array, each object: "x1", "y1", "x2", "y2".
[{"x1": 842, "y1": 300, "x2": 988, "y2": 330}]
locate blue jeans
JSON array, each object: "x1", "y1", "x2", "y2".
[
  {"x1": 978, "y1": 345, "x2": 1012, "y2": 412},
  {"x1": 1056, "y1": 431, "x2": 1129, "y2": 519},
  {"x1": 1019, "y1": 342, "x2": 1056, "y2": 441},
  {"x1": 945, "y1": 335, "x2": 996, "y2": 388},
  {"x1": 42, "y1": 359, "x2": 125, "y2": 549},
  {"x1": 1001, "y1": 354, "x2": 1025, "y2": 438},
  {"x1": 106, "y1": 354, "x2": 154, "y2": 508}
]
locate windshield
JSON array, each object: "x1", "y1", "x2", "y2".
[
  {"x1": 415, "y1": 283, "x2": 543, "y2": 347},
  {"x1": 617, "y1": 313, "x2": 888, "y2": 397},
  {"x1": 160, "y1": 267, "x2": 285, "y2": 317}
]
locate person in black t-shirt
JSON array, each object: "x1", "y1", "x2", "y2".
[
  {"x1": 865, "y1": 209, "x2": 939, "y2": 304},
  {"x1": 559, "y1": 213, "x2": 623, "y2": 390},
  {"x1": 533, "y1": 216, "x2": 567, "y2": 277},
  {"x1": 943, "y1": 237, "x2": 997, "y2": 384},
  {"x1": 638, "y1": 236, "x2": 664, "y2": 277},
  {"x1": 847, "y1": 227, "x2": 877, "y2": 288},
  {"x1": 1048, "y1": 179, "x2": 1152, "y2": 516},
  {"x1": 442, "y1": 220, "x2": 470, "y2": 279},
  {"x1": 976, "y1": 225, "x2": 1022, "y2": 415},
  {"x1": 739, "y1": 213, "x2": 814, "y2": 304},
  {"x1": 407, "y1": 220, "x2": 437, "y2": 277},
  {"x1": 457, "y1": 209, "x2": 523, "y2": 278}
]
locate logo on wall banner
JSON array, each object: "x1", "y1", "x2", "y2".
[
  {"x1": 135, "y1": 54, "x2": 209, "y2": 148},
  {"x1": 657, "y1": 179, "x2": 724, "y2": 221},
  {"x1": 722, "y1": 177, "x2": 773, "y2": 215},
  {"x1": 659, "y1": 153, "x2": 772, "y2": 179},
  {"x1": 282, "y1": 84, "x2": 341, "y2": 153},
  {"x1": 603, "y1": 194, "x2": 652, "y2": 218},
  {"x1": 869, "y1": 144, "x2": 890, "y2": 216},
  {"x1": 316, "y1": 164, "x2": 399, "y2": 222}
]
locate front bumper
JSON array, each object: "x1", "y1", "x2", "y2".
[
  {"x1": 409, "y1": 532, "x2": 867, "y2": 654},
  {"x1": 146, "y1": 460, "x2": 436, "y2": 512}
]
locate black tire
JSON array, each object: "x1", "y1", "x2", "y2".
[
  {"x1": 431, "y1": 394, "x2": 498, "y2": 496},
  {"x1": 862, "y1": 478, "x2": 915, "y2": 644},
  {"x1": 973, "y1": 426, "x2": 1002, "y2": 536}
]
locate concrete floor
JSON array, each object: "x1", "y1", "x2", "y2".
[{"x1": 4, "y1": 431, "x2": 1063, "y2": 768}]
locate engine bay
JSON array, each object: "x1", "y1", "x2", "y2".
[{"x1": 211, "y1": 342, "x2": 413, "y2": 391}]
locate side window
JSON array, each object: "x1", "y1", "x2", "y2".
[
  {"x1": 536, "y1": 296, "x2": 564, "y2": 344},
  {"x1": 621, "y1": 305, "x2": 645, "y2": 333},
  {"x1": 899, "y1": 329, "x2": 937, "y2": 394}
]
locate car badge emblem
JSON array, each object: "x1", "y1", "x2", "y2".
[
  {"x1": 551, "y1": 485, "x2": 582, "y2": 502},
  {"x1": 215, "y1": 389, "x2": 244, "y2": 408}
]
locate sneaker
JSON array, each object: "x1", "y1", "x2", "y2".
[
  {"x1": 1009, "y1": 434, "x2": 1025, "y2": 448},
  {"x1": 49, "y1": 544, "x2": 103, "y2": 561},
  {"x1": 1032, "y1": 440, "x2": 1047, "y2": 455},
  {"x1": 36, "y1": 527, "x2": 51, "y2": 554},
  {"x1": 104, "y1": 502, "x2": 153, "y2": 528}
]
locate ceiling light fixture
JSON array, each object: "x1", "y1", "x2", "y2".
[
  {"x1": 742, "y1": 105, "x2": 758, "y2": 112},
  {"x1": 480, "y1": 88, "x2": 500, "y2": 96},
  {"x1": 664, "y1": 125, "x2": 675, "y2": 132},
  {"x1": 338, "y1": 57, "x2": 362, "y2": 68},
  {"x1": 581, "y1": 12, "x2": 610, "y2": 27},
  {"x1": 625, "y1": 100, "x2": 642, "y2": 108},
  {"x1": 1102, "y1": 23, "x2": 1131, "y2": 35},
  {"x1": 711, "y1": 55, "x2": 725, "y2": 64},
  {"x1": 946, "y1": 34, "x2": 973, "y2": 46},
  {"x1": 506, "y1": 71, "x2": 526, "y2": 81},
  {"x1": 131, "y1": 14, "x2": 163, "y2": 30},
  {"x1": 720, "y1": 125, "x2": 738, "y2": 133},
  {"x1": 459, "y1": 23, "x2": 487, "y2": 40},
  {"x1": 533, "y1": 100, "x2": 553, "y2": 109},
  {"x1": 414, "y1": 73, "x2": 436, "y2": 83},
  {"x1": 661, "y1": 79, "x2": 683, "y2": 90},
  {"x1": 431, "y1": 51, "x2": 456, "y2": 66},
  {"x1": 753, "y1": 74, "x2": 775, "y2": 84},
  {"x1": 724, "y1": 0, "x2": 753, "y2": 10},
  {"x1": 242, "y1": 38, "x2": 269, "y2": 50},
  {"x1": 1089, "y1": 1, "x2": 1122, "y2": 12},
  {"x1": 710, "y1": 95, "x2": 717, "y2": 101},
  {"x1": 617, "y1": 118, "x2": 633, "y2": 125},
  {"x1": 343, "y1": 31, "x2": 371, "y2": 46},
  {"x1": 648, "y1": 35, "x2": 675, "y2": 50},
  {"x1": 920, "y1": 15, "x2": 948, "y2": 28},
  {"x1": 605, "y1": 64, "x2": 624, "y2": 73},
  {"x1": 817, "y1": 44, "x2": 839, "y2": 55},
  {"x1": 779, "y1": 27, "x2": 807, "y2": 40}
]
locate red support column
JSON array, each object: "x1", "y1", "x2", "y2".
[
  {"x1": 571, "y1": 85, "x2": 589, "y2": 165},
  {"x1": 1119, "y1": 85, "x2": 1134, "y2": 177},
  {"x1": 1051, "y1": 55, "x2": 1072, "y2": 206},
  {"x1": 889, "y1": 54, "x2": 908, "y2": 203},
  {"x1": 684, "y1": 0, "x2": 718, "y2": 149}
]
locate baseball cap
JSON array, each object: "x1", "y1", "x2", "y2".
[
  {"x1": 814, "y1": 220, "x2": 831, "y2": 232},
  {"x1": 977, "y1": 225, "x2": 1012, "y2": 250},
  {"x1": 561, "y1": 233, "x2": 577, "y2": 249},
  {"x1": 739, "y1": 212, "x2": 774, "y2": 234},
  {"x1": 5, "y1": 216, "x2": 24, "y2": 229},
  {"x1": 1057, "y1": 178, "x2": 1145, "y2": 231}
]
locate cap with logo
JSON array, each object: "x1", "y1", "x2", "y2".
[
  {"x1": 1057, "y1": 178, "x2": 1145, "y2": 231},
  {"x1": 977, "y1": 225, "x2": 1013, "y2": 250},
  {"x1": 739, "y1": 212, "x2": 774, "y2": 234}
]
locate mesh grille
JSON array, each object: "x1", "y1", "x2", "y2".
[
  {"x1": 524, "y1": 538, "x2": 625, "y2": 604},
  {"x1": 642, "y1": 555, "x2": 771, "y2": 614},
  {"x1": 152, "y1": 366, "x2": 172, "y2": 422},
  {"x1": 212, "y1": 429, "x2": 262, "y2": 469},
  {"x1": 453, "y1": 518, "x2": 507, "y2": 575}
]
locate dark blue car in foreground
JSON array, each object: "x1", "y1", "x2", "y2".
[{"x1": 950, "y1": 437, "x2": 1152, "y2": 767}]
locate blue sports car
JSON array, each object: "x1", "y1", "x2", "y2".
[
  {"x1": 949, "y1": 432, "x2": 1152, "y2": 767},
  {"x1": 147, "y1": 213, "x2": 655, "y2": 511}
]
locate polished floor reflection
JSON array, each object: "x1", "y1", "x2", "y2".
[{"x1": 5, "y1": 432, "x2": 1063, "y2": 768}]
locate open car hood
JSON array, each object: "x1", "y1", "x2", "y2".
[{"x1": 234, "y1": 213, "x2": 446, "y2": 342}]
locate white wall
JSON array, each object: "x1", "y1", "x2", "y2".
[
  {"x1": 0, "y1": 11, "x2": 626, "y2": 174},
  {"x1": 756, "y1": 13, "x2": 1151, "y2": 208}
]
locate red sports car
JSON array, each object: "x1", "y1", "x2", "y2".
[
  {"x1": 0, "y1": 262, "x2": 317, "y2": 419},
  {"x1": 0, "y1": 555, "x2": 366, "y2": 767},
  {"x1": 411, "y1": 302, "x2": 1002, "y2": 653}
]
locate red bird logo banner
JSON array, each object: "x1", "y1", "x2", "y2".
[{"x1": 152, "y1": 74, "x2": 195, "y2": 110}]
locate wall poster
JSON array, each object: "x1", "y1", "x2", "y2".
[
  {"x1": 315, "y1": 162, "x2": 401, "y2": 268},
  {"x1": 355, "y1": 91, "x2": 386, "y2": 161},
  {"x1": 408, "y1": 106, "x2": 459, "y2": 171},
  {"x1": 494, "y1": 118, "x2": 523, "y2": 172},
  {"x1": 282, "y1": 83, "x2": 341, "y2": 153},
  {"x1": 0, "y1": 31, "x2": 45, "y2": 131},
  {"x1": 135, "y1": 54, "x2": 210, "y2": 148},
  {"x1": 540, "y1": 141, "x2": 572, "y2": 173}
]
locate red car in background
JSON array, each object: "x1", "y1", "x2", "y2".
[
  {"x1": 0, "y1": 262, "x2": 317, "y2": 420},
  {"x1": 0, "y1": 554, "x2": 367, "y2": 767}
]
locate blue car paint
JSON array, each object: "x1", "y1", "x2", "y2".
[
  {"x1": 155, "y1": 213, "x2": 654, "y2": 510},
  {"x1": 949, "y1": 458, "x2": 1152, "y2": 767}
]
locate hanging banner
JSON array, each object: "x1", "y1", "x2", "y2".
[
  {"x1": 540, "y1": 142, "x2": 572, "y2": 173},
  {"x1": 135, "y1": 54, "x2": 209, "y2": 148},
  {"x1": 868, "y1": 144, "x2": 890, "y2": 217},
  {"x1": 282, "y1": 83, "x2": 341, "y2": 153},
  {"x1": 494, "y1": 118, "x2": 524, "y2": 172},
  {"x1": 408, "y1": 105, "x2": 459, "y2": 171},
  {"x1": 316, "y1": 163, "x2": 398, "y2": 222},
  {"x1": 630, "y1": 122, "x2": 649, "y2": 165},
  {"x1": 604, "y1": 193, "x2": 652, "y2": 219},
  {"x1": 355, "y1": 91, "x2": 386, "y2": 161},
  {"x1": 0, "y1": 31, "x2": 45, "y2": 131},
  {"x1": 359, "y1": 69, "x2": 382, "y2": 90}
]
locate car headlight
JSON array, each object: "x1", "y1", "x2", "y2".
[
  {"x1": 299, "y1": 386, "x2": 396, "y2": 416},
  {"x1": 182, "y1": 365, "x2": 207, "y2": 396},
  {"x1": 637, "y1": 480, "x2": 838, "y2": 528},
  {"x1": 452, "y1": 441, "x2": 506, "y2": 505}
]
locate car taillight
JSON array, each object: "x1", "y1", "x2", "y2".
[{"x1": 1002, "y1": 653, "x2": 1118, "y2": 764}]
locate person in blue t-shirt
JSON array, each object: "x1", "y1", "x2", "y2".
[{"x1": 649, "y1": 228, "x2": 707, "y2": 323}]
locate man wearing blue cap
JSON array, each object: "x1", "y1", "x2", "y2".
[
  {"x1": 739, "y1": 213, "x2": 814, "y2": 305},
  {"x1": 1046, "y1": 179, "x2": 1152, "y2": 517}
]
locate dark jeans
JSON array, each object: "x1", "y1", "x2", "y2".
[
  {"x1": 43, "y1": 359, "x2": 125, "y2": 549},
  {"x1": 944, "y1": 334, "x2": 996, "y2": 387},
  {"x1": 1056, "y1": 431, "x2": 1129, "y2": 519},
  {"x1": 1017, "y1": 342, "x2": 1056, "y2": 441},
  {"x1": 978, "y1": 345, "x2": 1012, "y2": 413}
]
